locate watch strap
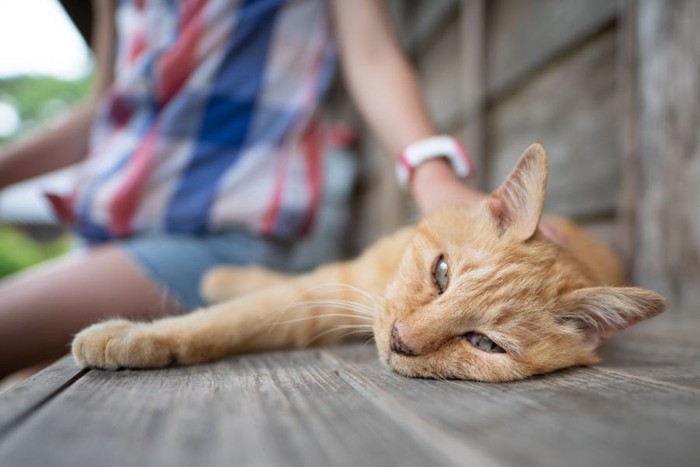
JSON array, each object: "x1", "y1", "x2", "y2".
[{"x1": 396, "y1": 135, "x2": 475, "y2": 187}]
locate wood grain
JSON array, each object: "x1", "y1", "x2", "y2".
[
  {"x1": 417, "y1": 15, "x2": 463, "y2": 129},
  {"x1": 0, "y1": 357, "x2": 86, "y2": 437},
  {"x1": 621, "y1": 0, "x2": 700, "y2": 319},
  {"x1": 1, "y1": 329, "x2": 698, "y2": 467},
  {"x1": 0, "y1": 351, "x2": 446, "y2": 467},
  {"x1": 488, "y1": 30, "x2": 619, "y2": 219},
  {"x1": 486, "y1": 0, "x2": 619, "y2": 97},
  {"x1": 324, "y1": 334, "x2": 700, "y2": 467}
]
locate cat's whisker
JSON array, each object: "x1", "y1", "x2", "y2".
[
  {"x1": 268, "y1": 313, "x2": 373, "y2": 327},
  {"x1": 316, "y1": 298, "x2": 377, "y2": 314},
  {"x1": 298, "y1": 282, "x2": 381, "y2": 306},
  {"x1": 266, "y1": 295, "x2": 376, "y2": 331},
  {"x1": 304, "y1": 327, "x2": 373, "y2": 346},
  {"x1": 283, "y1": 299, "x2": 376, "y2": 315},
  {"x1": 266, "y1": 299, "x2": 376, "y2": 328},
  {"x1": 263, "y1": 305, "x2": 369, "y2": 336},
  {"x1": 328, "y1": 324, "x2": 374, "y2": 330},
  {"x1": 343, "y1": 329, "x2": 374, "y2": 337},
  {"x1": 293, "y1": 303, "x2": 375, "y2": 320},
  {"x1": 279, "y1": 298, "x2": 377, "y2": 318},
  {"x1": 437, "y1": 375, "x2": 450, "y2": 384}
]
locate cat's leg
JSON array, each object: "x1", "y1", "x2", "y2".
[
  {"x1": 72, "y1": 263, "x2": 377, "y2": 369},
  {"x1": 72, "y1": 227, "x2": 415, "y2": 370},
  {"x1": 200, "y1": 266, "x2": 290, "y2": 304}
]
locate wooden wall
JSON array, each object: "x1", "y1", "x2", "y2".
[
  {"x1": 356, "y1": 0, "x2": 620, "y2": 238},
  {"x1": 411, "y1": 0, "x2": 621, "y2": 219},
  {"x1": 356, "y1": 1, "x2": 621, "y2": 238},
  {"x1": 349, "y1": 0, "x2": 700, "y2": 321},
  {"x1": 620, "y1": 0, "x2": 700, "y2": 320}
]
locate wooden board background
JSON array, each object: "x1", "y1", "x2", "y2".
[
  {"x1": 621, "y1": 0, "x2": 700, "y2": 320},
  {"x1": 1, "y1": 330, "x2": 699, "y2": 467}
]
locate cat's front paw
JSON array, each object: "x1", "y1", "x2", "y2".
[{"x1": 72, "y1": 320, "x2": 177, "y2": 370}]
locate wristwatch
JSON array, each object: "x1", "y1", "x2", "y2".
[{"x1": 396, "y1": 135, "x2": 475, "y2": 187}]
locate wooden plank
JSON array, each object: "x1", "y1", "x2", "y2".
[
  {"x1": 488, "y1": 30, "x2": 619, "y2": 218},
  {"x1": 0, "y1": 356, "x2": 86, "y2": 437},
  {"x1": 0, "y1": 349, "x2": 454, "y2": 467},
  {"x1": 2, "y1": 331, "x2": 698, "y2": 467},
  {"x1": 322, "y1": 351, "x2": 504, "y2": 467},
  {"x1": 415, "y1": 0, "x2": 486, "y2": 138},
  {"x1": 617, "y1": 0, "x2": 640, "y2": 275},
  {"x1": 486, "y1": 0, "x2": 619, "y2": 97},
  {"x1": 324, "y1": 339, "x2": 700, "y2": 467},
  {"x1": 598, "y1": 325, "x2": 700, "y2": 390},
  {"x1": 457, "y1": 0, "x2": 487, "y2": 189},
  {"x1": 620, "y1": 0, "x2": 700, "y2": 319},
  {"x1": 403, "y1": 0, "x2": 459, "y2": 55},
  {"x1": 416, "y1": 16, "x2": 462, "y2": 129}
]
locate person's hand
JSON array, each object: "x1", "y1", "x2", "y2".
[{"x1": 410, "y1": 159, "x2": 487, "y2": 215}]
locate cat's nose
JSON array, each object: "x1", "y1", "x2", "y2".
[{"x1": 390, "y1": 322, "x2": 418, "y2": 356}]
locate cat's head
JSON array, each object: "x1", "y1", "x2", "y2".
[{"x1": 374, "y1": 143, "x2": 667, "y2": 382}]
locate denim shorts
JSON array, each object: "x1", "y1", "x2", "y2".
[
  {"x1": 116, "y1": 230, "x2": 302, "y2": 312},
  {"x1": 88, "y1": 149, "x2": 357, "y2": 312}
]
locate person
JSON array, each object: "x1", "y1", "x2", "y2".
[{"x1": 0, "y1": 0, "x2": 486, "y2": 379}]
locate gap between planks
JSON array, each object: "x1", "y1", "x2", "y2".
[{"x1": 0, "y1": 360, "x2": 89, "y2": 439}]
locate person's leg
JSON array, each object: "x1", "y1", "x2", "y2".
[{"x1": 0, "y1": 245, "x2": 182, "y2": 378}]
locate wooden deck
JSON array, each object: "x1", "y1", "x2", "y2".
[{"x1": 1, "y1": 325, "x2": 699, "y2": 467}]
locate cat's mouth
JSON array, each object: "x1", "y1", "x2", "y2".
[{"x1": 383, "y1": 349, "x2": 439, "y2": 379}]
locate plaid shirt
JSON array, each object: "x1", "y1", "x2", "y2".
[{"x1": 50, "y1": 0, "x2": 336, "y2": 241}]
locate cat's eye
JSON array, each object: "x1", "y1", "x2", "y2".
[
  {"x1": 463, "y1": 332, "x2": 506, "y2": 353},
  {"x1": 432, "y1": 255, "x2": 449, "y2": 293}
]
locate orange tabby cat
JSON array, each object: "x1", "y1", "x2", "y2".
[{"x1": 72, "y1": 143, "x2": 667, "y2": 382}]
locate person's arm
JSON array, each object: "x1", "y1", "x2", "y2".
[
  {"x1": 0, "y1": 0, "x2": 117, "y2": 190},
  {"x1": 329, "y1": 0, "x2": 485, "y2": 214}
]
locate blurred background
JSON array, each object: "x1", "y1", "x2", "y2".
[
  {"x1": 1, "y1": 0, "x2": 699, "y2": 323},
  {"x1": 0, "y1": 0, "x2": 91, "y2": 276}
]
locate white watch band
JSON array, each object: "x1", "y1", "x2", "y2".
[{"x1": 396, "y1": 135, "x2": 475, "y2": 187}]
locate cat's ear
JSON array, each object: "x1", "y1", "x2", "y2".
[
  {"x1": 486, "y1": 143, "x2": 548, "y2": 241},
  {"x1": 560, "y1": 287, "x2": 667, "y2": 349}
]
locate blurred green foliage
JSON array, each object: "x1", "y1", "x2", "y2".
[
  {"x1": 0, "y1": 74, "x2": 89, "y2": 276},
  {"x1": 0, "y1": 227, "x2": 70, "y2": 278},
  {"x1": 0, "y1": 74, "x2": 92, "y2": 144}
]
